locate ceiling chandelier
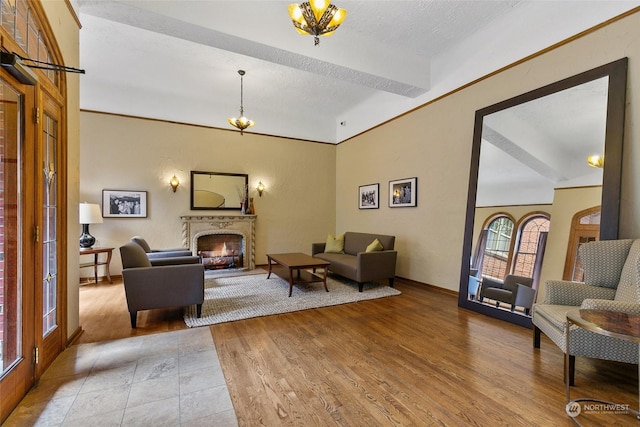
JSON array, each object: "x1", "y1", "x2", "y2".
[
  {"x1": 288, "y1": 1, "x2": 347, "y2": 46},
  {"x1": 228, "y1": 70, "x2": 255, "y2": 135},
  {"x1": 587, "y1": 154, "x2": 604, "y2": 168}
]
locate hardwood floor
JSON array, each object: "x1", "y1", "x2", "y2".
[{"x1": 78, "y1": 277, "x2": 638, "y2": 426}]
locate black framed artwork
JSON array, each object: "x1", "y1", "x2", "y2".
[
  {"x1": 358, "y1": 183, "x2": 379, "y2": 209},
  {"x1": 389, "y1": 177, "x2": 417, "y2": 207},
  {"x1": 102, "y1": 189, "x2": 148, "y2": 218}
]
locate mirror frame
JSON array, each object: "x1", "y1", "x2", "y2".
[
  {"x1": 458, "y1": 58, "x2": 628, "y2": 328},
  {"x1": 190, "y1": 170, "x2": 249, "y2": 210}
]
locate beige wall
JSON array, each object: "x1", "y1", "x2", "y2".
[
  {"x1": 336, "y1": 11, "x2": 640, "y2": 292},
  {"x1": 41, "y1": 1, "x2": 81, "y2": 339},
  {"x1": 69, "y1": 9, "x2": 640, "y2": 328},
  {"x1": 79, "y1": 112, "x2": 336, "y2": 277}
]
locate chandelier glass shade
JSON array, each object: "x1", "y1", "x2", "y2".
[
  {"x1": 288, "y1": 1, "x2": 347, "y2": 46},
  {"x1": 587, "y1": 154, "x2": 604, "y2": 168},
  {"x1": 228, "y1": 70, "x2": 255, "y2": 135}
]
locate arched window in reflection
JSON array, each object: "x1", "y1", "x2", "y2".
[
  {"x1": 482, "y1": 215, "x2": 514, "y2": 279},
  {"x1": 513, "y1": 215, "x2": 550, "y2": 278}
]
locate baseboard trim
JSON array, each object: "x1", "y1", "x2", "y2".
[{"x1": 66, "y1": 326, "x2": 84, "y2": 347}]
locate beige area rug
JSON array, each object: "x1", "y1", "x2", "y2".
[
  {"x1": 184, "y1": 273, "x2": 401, "y2": 327},
  {"x1": 204, "y1": 268, "x2": 266, "y2": 279}
]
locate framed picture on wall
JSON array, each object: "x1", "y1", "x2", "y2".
[
  {"x1": 389, "y1": 177, "x2": 417, "y2": 207},
  {"x1": 102, "y1": 189, "x2": 148, "y2": 218},
  {"x1": 358, "y1": 183, "x2": 379, "y2": 209}
]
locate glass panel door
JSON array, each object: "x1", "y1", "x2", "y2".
[
  {"x1": 0, "y1": 76, "x2": 22, "y2": 377},
  {"x1": 36, "y1": 96, "x2": 63, "y2": 375},
  {"x1": 0, "y1": 76, "x2": 35, "y2": 423},
  {"x1": 42, "y1": 114, "x2": 57, "y2": 335}
]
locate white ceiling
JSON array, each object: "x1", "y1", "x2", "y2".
[
  {"x1": 75, "y1": 0, "x2": 640, "y2": 144},
  {"x1": 477, "y1": 77, "x2": 608, "y2": 206}
]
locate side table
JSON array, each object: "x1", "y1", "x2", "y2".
[
  {"x1": 80, "y1": 247, "x2": 114, "y2": 284},
  {"x1": 565, "y1": 309, "x2": 640, "y2": 425}
]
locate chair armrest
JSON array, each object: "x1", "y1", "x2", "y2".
[
  {"x1": 147, "y1": 250, "x2": 193, "y2": 258},
  {"x1": 580, "y1": 299, "x2": 640, "y2": 315},
  {"x1": 468, "y1": 276, "x2": 481, "y2": 296},
  {"x1": 151, "y1": 247, "x2": 190, "y2": 253},
  {"x1": 543, "y1": 280, "x2": 616, "y2": 305},
  {"x1": 355, "y1": 250, "x2": 397, "y2": 282},
  {"x1": 312, "y1": 243, "x2": 326, "y2": 256},
  {"x1": 149, "y1": 255, "x2": 200, "y2": 266},
  {"x1": 513, "y1": 284, "x2": 537, "y2": 309}
]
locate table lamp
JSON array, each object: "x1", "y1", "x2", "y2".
[{"x1": 79, "y1": 202, "x2": 103, "y2": 248}]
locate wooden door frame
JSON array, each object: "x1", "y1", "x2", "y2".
[{"x1": 563, "y1": 206, "x2": 601, "y2": 281}]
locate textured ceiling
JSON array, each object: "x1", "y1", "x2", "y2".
[
  {"x1": 74, "y1": 1, "x2": 639, "y2": 204},
  {"x1": 76, "y1": 1, "x2": 639, "y2": 143}
]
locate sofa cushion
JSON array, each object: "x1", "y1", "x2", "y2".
[
  {"x1": 344, "y1": 232, "x2": 395, "y2": 255},
  {"x1": 532, "y1": 303, "x2": 578, "y2": 332},
  {"x1": 314, "y1": 252, "x2": 358, "y2": 280},
  {"x1": 324, "y1": 234, "x2": 345, "y2": 254},
  {"x1": 365, "y1": 238, "x2": 383, "y2": 252}
]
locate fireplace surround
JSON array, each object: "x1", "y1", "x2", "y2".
[{"x1": 181, "y1": 215, "x2": 256, "y2": 270}]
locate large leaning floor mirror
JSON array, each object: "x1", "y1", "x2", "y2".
[{"x1": 458, "y1": 58, "x2": 628, "y2": 327}]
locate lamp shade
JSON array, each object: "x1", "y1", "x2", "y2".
[{"x1": 79, "y1": 203, "x2": 103, "y2": 224}]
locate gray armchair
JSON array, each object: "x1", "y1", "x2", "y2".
[
  {"x1": 119, "y1": 242, "x2": 204, "y2": 328},
  {"x1": 479, "y1": 274, "x2": 535, "y2": 314},
  {"x1": 532, "y1": 239, "x2": 640, "y2": 385},
  {"x1": 130, "y1": 236, "x2": 199, "y2": 265}
]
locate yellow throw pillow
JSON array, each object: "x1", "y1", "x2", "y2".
[
  {"x1": 365, "y1": 238, "x2": 383, "y2": 252},
  {"x1": 325, "y1": 233, "x2": 345, "y2": 254}
]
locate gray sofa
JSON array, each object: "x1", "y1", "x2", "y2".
[{"x1": 312, "y1": 232, "x2": 397, "y2": 292}]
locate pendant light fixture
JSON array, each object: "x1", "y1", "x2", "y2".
[
  {"x1": 288, "y1": 1, "x2": 347, "y2": 46},
  {"x1": 228, "y1": 70, "x2": 255, "y2": 135}
]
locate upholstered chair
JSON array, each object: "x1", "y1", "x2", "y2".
[
  {"x1": 130, "y1": 236, "x2": 199, "y2": 265},
  {"x1": 468, "y1": 268, "x2": 480, "y2": 300},
  {"x1": 119, "y1": 242, "x2": 204, "y2": 328},
  {"x1": 479, "y1": 275, "x2": 536, "y2": 314},
  {"x1": 532, "y1": 239, "x2": 640, "y2": 385}
]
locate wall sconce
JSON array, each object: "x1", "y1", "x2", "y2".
[
  {"x1": 170, "y1": 175, "x2": 180, "y2": 192},
  {"x1": 257, "y1": 181, "x2": 265, "y2": 197}
]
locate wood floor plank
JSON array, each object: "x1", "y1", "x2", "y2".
[{"x1": 78, "y1": 277, "x2": 638, "y2": 426}]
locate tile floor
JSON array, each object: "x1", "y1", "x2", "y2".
[{"x1": 4, "y1": 327, "x2": 238, "y2": 426}]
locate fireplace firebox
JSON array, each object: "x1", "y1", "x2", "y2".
[{"x1": 197, "y1": 234, "x2": 243, "y2": 270}]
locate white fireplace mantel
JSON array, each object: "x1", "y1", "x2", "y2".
[{"x1": 181, "y1": 215, "x2": 256, "y2": 270}]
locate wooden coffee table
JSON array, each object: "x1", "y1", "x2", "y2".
[{"x1": 266, "y1": 252, "x2": 331, "y2": 297}]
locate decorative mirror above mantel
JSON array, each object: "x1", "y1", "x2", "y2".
[
  {"x1": 458, "y1": 58, "x2": 628, "y2": 328},
  {"x1": 190, "y1": 171, "x2": 249, "y2": 210}
]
